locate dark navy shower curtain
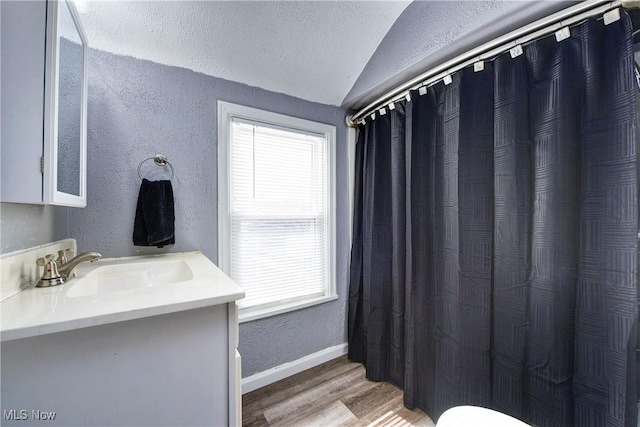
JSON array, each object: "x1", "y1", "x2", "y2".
[{"x1": 348, "y1": 12, "x2": 638, "y2": 427}]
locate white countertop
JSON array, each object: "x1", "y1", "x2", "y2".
[{"x1": 0, "y1": 252, "x2": 245, "y2": 342}]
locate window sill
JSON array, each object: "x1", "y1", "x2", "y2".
[{"x1": 238, "y1": 294, "x2": 338, "y2": 324}]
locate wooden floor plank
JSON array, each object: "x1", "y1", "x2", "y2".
[
  {"x1": 243, "y1": 357, "x2": 355, "y2": 410},
  {"x1": 243, "y1": 357, "x2": 356, "y2": 424},
  {"x1": 242, "y1": 413, "x2": 269, "y2": 427},
  {"x1": 243, "y1": 358, "x2": 434, "y2": 427},
  {"x1": 262, "y1": 365, "x2": 365, "y2": 424},
  {"x1": 342, "y1": 382, "x2": 403, "y2": 419},
  {"x1": 271, "y1": 400, "x2": 358, "y2": 427}
]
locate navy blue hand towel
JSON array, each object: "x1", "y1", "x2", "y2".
[{"x1": 133, "y1": 179, "x2": 175, "y2": 247}]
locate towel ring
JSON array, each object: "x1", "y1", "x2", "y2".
[{"x1": 138, "y1": 155, "x2": 174, "y2": 181}]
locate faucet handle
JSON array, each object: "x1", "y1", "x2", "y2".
[
  {"x1": 36, "y1": 254, "x2": 61, "y2": 279},
  {"x1": 35, "y1": 254, "x2": 65, "y2": 288},
  {"x1": 36, "y1": 254, "x2": 56, "y2": 267},
  {"x1": 56, "y1": 250, "x2": 70, "y2": 266}
]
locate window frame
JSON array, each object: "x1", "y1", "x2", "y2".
[{"x1": 217, "y1": 101, "x2": 337, "y2": 323}]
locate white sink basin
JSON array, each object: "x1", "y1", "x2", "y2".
[
  {"x1": 1, "y1": 251, "x2": 245, "y2": 342},
  {"x1": 68, "y1": 260, "x2": 194, "y2": 298}
]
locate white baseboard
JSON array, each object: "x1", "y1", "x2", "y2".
[{"x1": 241, "y1": 342, "x2": 348, "y2": 394}]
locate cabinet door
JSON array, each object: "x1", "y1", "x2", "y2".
[
  {"x1": 0, "y1": 1, "x2": 47, "y2": 204},
  {"x1": 0, "y1": 0, "x2": 87, "y2": 207}
]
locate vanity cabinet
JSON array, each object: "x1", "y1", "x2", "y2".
[
  {"x1": 0, "y1": 251, "x2": 244, "y2": 426},
  {"x1": 1, "y1": 303, "x2": 241, "y2": 426},
  {"x1": 1, "y1": 0, "x2": 88, "y2": 207}
]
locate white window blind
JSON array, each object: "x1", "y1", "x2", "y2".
[{"x1": 229, "y1": 118, "x2": 330, "y2": 311}]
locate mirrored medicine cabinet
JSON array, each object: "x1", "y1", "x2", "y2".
[{"x1": 1, "y1": 0, "x2": 88, "y2": 207}]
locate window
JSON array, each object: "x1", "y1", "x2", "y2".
[{"x1": 218, "y1": 102, "x2": 336, "y2": 322}]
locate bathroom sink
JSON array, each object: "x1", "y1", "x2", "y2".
[
  {"x1": 67, "y1": 259, "x2": 194, "y2": 298},
  {"x1": 1, "y1": 251, "x2": 245, "y2": 342}
]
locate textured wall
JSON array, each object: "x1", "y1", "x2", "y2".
[
  {"x1": 68, "y1": 48, "x2": 349, "y2": 377},
  {"x1": 0, "y1": 203, "x2": 68, "y2": 254},
  {"x1": 343, "y1": 1, "x2": 578, "y2": 110}
]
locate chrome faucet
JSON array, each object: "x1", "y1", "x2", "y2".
[{"x1": 36, "y1": 251, "x2": 102, "y2": 288}]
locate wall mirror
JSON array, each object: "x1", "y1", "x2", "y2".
[
  {"x1": 57, "y1": 0, "x2": 83, "y2": 196},
  {"x1": 44, "y1": 0, "x2": 88, "y2": 206}
]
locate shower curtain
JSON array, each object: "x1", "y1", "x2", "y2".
[{"x1": 348, "y1": 12, "x2": 638, "y2": 427}]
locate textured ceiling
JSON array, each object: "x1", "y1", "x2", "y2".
[{"x1": 78, "y1": 1, "x2": 411, "y2": 106}]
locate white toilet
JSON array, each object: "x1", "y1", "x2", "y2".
[{"x1": 436, "y1": 406, "x2": 531, "y2": 427}]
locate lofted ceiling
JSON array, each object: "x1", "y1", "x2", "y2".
[
  {"x1": 79, "y1": 1, "x2": 542, "y2": 109},
  {"x1": 78, "y1": 0, "x2": 412, "y2": 107}
]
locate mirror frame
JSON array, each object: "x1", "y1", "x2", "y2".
[{"x1": 43, "y1": 0, "x2": 88, "y2": 207}]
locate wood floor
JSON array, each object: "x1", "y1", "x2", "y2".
[{"x1": 242, "y1": 357, "x2": 435, "y2": 427}]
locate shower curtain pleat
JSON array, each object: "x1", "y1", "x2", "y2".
[
  {"x1": 405, "y1": 89, "x2": 439, "y2": 412},
  {"x1": 574, "y1": 18, "x2": 639, "y2": 426},
  {"x1": 348, "y1": 124, "x2": 366, "y2": 364},
  {"x1": 492, "y1": 50, "x2": 533, "y2": 421},
  {"x1": 348, "y1": 11, "x2": 638, "y2": 427}
]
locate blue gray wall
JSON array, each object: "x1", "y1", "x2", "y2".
[
  {"x1": 0, "y1": 204, "x2": 68, "y2": 253},
  {"x1": 67, "y1": 48, "x2": 350, "y2": 377}
]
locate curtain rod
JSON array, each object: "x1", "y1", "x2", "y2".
[{"x1": 347, "y1": 0, "x2": 637, "y2": 127}]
